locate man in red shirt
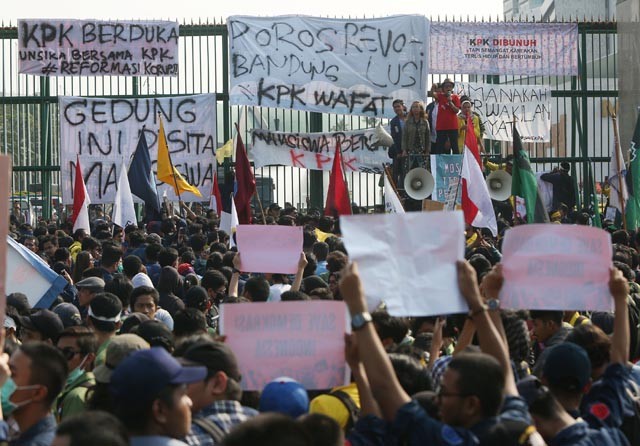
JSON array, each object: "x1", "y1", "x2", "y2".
[{"x1": 432, "y1": 78, "x2": 461, "y2": 154}]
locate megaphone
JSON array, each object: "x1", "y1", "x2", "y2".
[
  {"x1": 404, "y1": 168, "x2": 434, "y2": 200},
  {"x1": 486, "y1": 170, "x2": 512, "y2": 201},
  {"x1": 373, "y1": 123, "x2": 394, "y2": 147}
]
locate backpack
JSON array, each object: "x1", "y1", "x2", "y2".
[
  {"x1": 620, "y1": 378, "x2": 640, "y2": 446},
  {"x1": 330, "y1": 389, "x2": 360, "y2": 432},
  {"x1": 192, "y1": 417, "x2": 226, "y2": 444}
]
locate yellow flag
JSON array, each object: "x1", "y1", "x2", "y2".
[
  {"x1": 216, "y1": 138, "x2": 233, "y2": 164},
  {"x1": 157, "y1": 119, "x2": 202, "y2": 197}
]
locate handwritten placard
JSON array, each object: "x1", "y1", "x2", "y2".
[
  {"x1": 18, "y1": 19, "x2": 179, "y2": 76},
  {"x1": 341, "y1": 211, "x2": 466, "y2": 316},
  {"x1": 500, "y1": 225, "x2": 613, "y2": 311},
  {"x1": 228, "y1": 15, "x2": 429, "y2": 117},
  {"x1": 454, "y1": 82, "x2": 551, "y2": 142},
  {"x1": 59, "y1": 94, "x2": 216, "y2": 204},
  {"x1": 252, "y1": 128, "x2": 390, "y2": 174},
  {"x1": 236, "y1": 225, "x2": 303, "y2": 274},
  {"x1": 220, "y1": 301, "x2": 348, "y2": 391},
  {"x1": 0, "y1": 157, "x2": 10, "y2": 322}
]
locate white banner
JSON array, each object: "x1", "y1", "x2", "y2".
[
  {"x1": 455, "y1": 82, "x2": 551, "y2": 142},
  {"x1": 18, "y1": 19, "x2": 179, "y2": 76},
  {"x1": 430, "y1": 22, "x2": 578, "y2": 76},
  {"x1": 251, "y1": 128, "x2": 390, "y2": 174},
  {"x1": 60, "y1": 94, "x2": 216, "y2": 204},
  {"x1": 228, "y1": 15, "x2": 429, "y2": 117}
]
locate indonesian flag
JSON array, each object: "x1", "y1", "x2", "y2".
[
  {"x1": 461, "y1": 115, "x2": 497, "y2": 236},
  {"x1": 209, "y1": 170, "x2": 223, "y2": 217},
  {"x1": 71, "y1": 156, "x2": 91, "y2": 234}
]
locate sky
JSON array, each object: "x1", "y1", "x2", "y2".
[{"x1": 3, "y1": 0, "x2": 504, "y2": 23}]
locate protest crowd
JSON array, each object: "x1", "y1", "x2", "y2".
[
  {"x1": 2, "y1": 13, "x2": 640, "y2": 446},
  {"x1": 4, "y1": 120, "x2": 640, "y2": 446}
]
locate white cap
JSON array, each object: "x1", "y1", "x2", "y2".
[{"x1": 131, "y1": 272, "x2": 154, "y2": 289}]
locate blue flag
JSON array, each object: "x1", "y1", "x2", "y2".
[{"x1": 128, "y1": 132, "x2": 161, "y2": 221}]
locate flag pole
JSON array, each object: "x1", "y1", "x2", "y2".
[
  {"x1": 611, "y1": 112, "x2": 627, "y2": 230},
  {"x1": 159, "y1": 114, "x2": 185, "y2": 219}
]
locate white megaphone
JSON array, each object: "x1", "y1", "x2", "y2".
[
  {"x1": 373, "y1": 123, "x2": 394, "y2": 147},
  {"x1": 486, "y1": 170, "x2": 512, "y2": 201},
  {"x1": 404, "y1": 168, "x2": 435, "y2": 200}
]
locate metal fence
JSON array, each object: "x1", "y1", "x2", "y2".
[{"x1": 0, "y1": 19, "x2": 619, "y2": 221}]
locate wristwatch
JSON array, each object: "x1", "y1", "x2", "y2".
[
  {"x1": 487, "y1": 299, "x2": 501, "y2": 311},
  {"x1": 351, "y1": 312, "x2": 373, "y2": 331}
]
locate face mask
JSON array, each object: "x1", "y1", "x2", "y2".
[
  {"x1": 66, "y1": 355, "x2": 88, "y2": 386},
  {"x1": 117, "y1": 263, "x2": 124, "y2": 273},
  {"x1": 1, "y1": 378, "x2": 40, "y2": 414}
]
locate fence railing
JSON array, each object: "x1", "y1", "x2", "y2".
[{"x1": 0, "y1": 19, "x2": 619, "y2": 220}]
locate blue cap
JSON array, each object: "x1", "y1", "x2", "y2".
[
  {"x1": 543, "y1": 342, "x2": 591, "y2": 392},
  {"x1": 259, "y1": 377, "x2": 309, "y2": 417},
  {"x1": 110, "y1": 347, "x2": 206, "y2": 407}
]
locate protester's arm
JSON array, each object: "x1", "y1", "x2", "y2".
[
  {"x1": 345, "y1": 333, "x2": 382, "y2": 419},
  {"x1": 290, "y1": 253, "x2": 308, "y2": 292},
  {"x1": 229, "y1": 253, "x2": 241, "y2": 298},
  {"x1": 453, "y1": 317, "x2": 476, "y2": 355},
  {"x1": 459, "y1": 261, "x2": 518, "y2": 397},
  {"x1": 339, "y1": 263, "x2": 411, "y2": 421},
  {"x1": 427, "y1": 318, "x2": 445, "y2": 370},
  {"x1": 610, "y1": 267, "x2": 630, "y2": 364},
  {"x1": 179, "y1": 200, "x2": 197, "y2": 220}
]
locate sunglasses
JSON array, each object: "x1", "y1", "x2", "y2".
[{"x1": 58, "y1": 347, "x2": 81, "y2": 361}]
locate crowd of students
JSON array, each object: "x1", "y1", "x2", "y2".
[{"x1": 2, "y1": 194, "x2": 640, "y2": 446}]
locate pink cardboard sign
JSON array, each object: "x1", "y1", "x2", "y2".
[
  {"x1": 236, "y1": 225, "x2": 303, "y2": 274},
  {"x1": 220, "y1": 301, "x2": 348, "y2": 391},
  {"x1": 500, "y1": 224, "x2": 612, "y2": 311},
  {"x1": 0, "y1": 156, "x2": 10, "y2": 323}
]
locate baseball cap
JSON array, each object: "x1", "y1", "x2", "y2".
[
  {"x1": 133, "y1": 320, "x2": 175, "y2": 352},
  {"x1": 94, "y1": 334, "x2": 150, "y2": 384},
  {"x1": 120, "y1": 312, "x2": 150, "y2": 334},
  {"x1": 183, "y1": 340, "x2": 241, "y2": 380},
  {"x1": 259, "y1": 377, "x2": 309, "y2": 417},
  {"x1": 3, "y1": 316, "x2": 17, "y2": 331},
  {"x1": 52, "y1": 303, "x2": 83, "y2": 328},
  {"x1": 110, "y1": 347, "x2": 207, "y2": 407},
  {"x1": 543, "y1": 342, "x2": 591, "y2": 392},
  {"x1": 17, "y1": 309, "x2": 64, "y2": 342},
  {"x1": 178, "y1": 263, "x2": 195, "y2": 277},
  {"x1": 75, "y1": 276, "x2": 106, "y2": 291},
  {"x1": 7, "y1": 293, "x2": 31, "y2": 315},
  {"x1": 309, "y1": 392, "x2": 353, "y2": 429}
]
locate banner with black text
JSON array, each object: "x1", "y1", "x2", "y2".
[
  {"x1": 60, "y1": 94, "x2": 216, "y2": 204},
  {"x1": 228, "y1": 15, "x2": 429, "y2": 117},
  {"x1": 430, "y1": 22, "x2": 578, "y2": 76},
  {"x1": 18, "y1": 19, "x2": 179, "y2": 76},
  {"x1": 455, "y1": 82, "x2": 551, "y2": 142},
  {"x1": 251, "y1": 128, "x2": 390, "y2": 173}
]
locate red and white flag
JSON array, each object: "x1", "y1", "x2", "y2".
[
  {"x1": 71, "y1": 156, "x2": 91, "y2": 234},
  {"x1": 461, "y1": 116, "x2": 497, "y2": 236},
  {"x1": 209, "y1": 170, "x2": 223, "y2": 217}
]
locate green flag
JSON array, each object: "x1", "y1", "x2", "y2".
[
  {"x1": 626, "y1": 113, "x2": 640, "y2": 230},
  {"x1": 511, "y1": 124, "x2": 549, "y2": 223}
]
